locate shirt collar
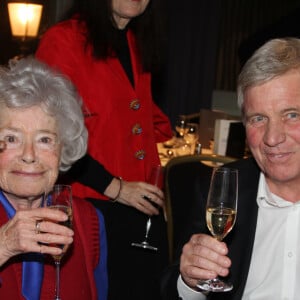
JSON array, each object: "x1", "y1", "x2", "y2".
[{"x1": 257, "y1": 173, "x2": 296, "y2": 208}]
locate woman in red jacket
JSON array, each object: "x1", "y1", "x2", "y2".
[{"x1": 36, "y1": 0, "x2": 172, "y2": 299}]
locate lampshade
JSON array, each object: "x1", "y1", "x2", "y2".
[{"x1": 8, "y1": 2, "x2": 43, "y2": 40}]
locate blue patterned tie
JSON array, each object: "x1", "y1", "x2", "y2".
[{"x1": 0, "y1": 191, "x2": 44, "y2": 300}]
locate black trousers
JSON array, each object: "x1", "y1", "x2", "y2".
[{"x1": 88, "y1": 199, "x2": 169, "y2": 300}]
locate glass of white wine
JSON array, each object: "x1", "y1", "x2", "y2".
[
  {"x1": 197, "y1": 167, "x2": 238, "y2": 292},
  {"x1": 184, "y1": 123, "x2": 199, "y2": 154},
  {"x1": 44, "y1": 184, "x2": 73, "y2": 300},
  {"x1": 175, "y1": 115, "x2": 188, "y2": 138}
]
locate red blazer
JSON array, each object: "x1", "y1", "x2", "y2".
[
  {"x1": 0, "y1": 198, "x2": 107, "y2": 299},
  {"x1": 36, "y1": 18, "x2": 172, "y2": 200}
]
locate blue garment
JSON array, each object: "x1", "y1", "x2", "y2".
[
  {"x1": 0, "y1": 191, "x2": 44, "y2": 300},
  {"x1": 0, "y1": 191, "x2": 108, "y2": 299},
  {"x1": 94, "y1": 209, "x2": 108, "y2": 300}
]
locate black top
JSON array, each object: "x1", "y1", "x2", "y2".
[
  {"x1": 63, "y1": 154, "x2": 113, "y2": 194},
  {"x1": 115, "y1": 28, "x2": 134, "y2": 87}
]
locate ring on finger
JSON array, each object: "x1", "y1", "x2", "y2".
[
  {"x1": 35, "y1": 220, "x2": 42, "y2": 234},
  {"x1": 142, "y1": 194, "x2": 152, "y2": 202}
]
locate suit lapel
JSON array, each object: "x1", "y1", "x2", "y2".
[{"x1": 226, "y1": 158, "x2": 260, "y2": 299}]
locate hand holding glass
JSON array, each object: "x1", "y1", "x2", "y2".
[
  {"x1": 197, "y1": 167, "x2": 238, "y2": 292},
  {"x1": 43, "y1": 184, "x2": 73, "y2": 300},
  {"x1": 131, "y1": 165, "x2": 164, "y2": 251}
]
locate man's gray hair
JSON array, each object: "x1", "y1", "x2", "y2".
[{"x1": 237, "y1": 37, "x2": 300, "y2": 113}]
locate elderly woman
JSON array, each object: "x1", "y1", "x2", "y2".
[{"x1": 0, "y1": 58, "x2": 107, "y2": 299}]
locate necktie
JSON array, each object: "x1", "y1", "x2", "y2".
[{"x1": 0, "y1": 191, "x2": 44, "y2": 300}]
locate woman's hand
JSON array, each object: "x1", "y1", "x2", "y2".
[
  {"x1": 118, "y1": 180, "x2": 165, "y2": 215},
  {"x1": 180, "y1": 233, "x2": 231, "y2": 290},
  {"x1": 105, "y1": 178, "x2": 164, "y2": 215},
  {"x1": 0, "y1": 207, "x2": 74, "y2": 266}
]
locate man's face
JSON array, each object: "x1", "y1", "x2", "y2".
[{"x1": 244, "y1": 69, "x2": 300, "y2": 190}]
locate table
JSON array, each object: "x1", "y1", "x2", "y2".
[{"x1": 157, "y1": 138, "x2": 213, "y2": 167}]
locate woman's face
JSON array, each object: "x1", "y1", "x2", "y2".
[
  {"x1": 112, "y1": 0, "x2": 150, "y2": 29},
  {"x1": 0, "y1": 105, "x2": 62, "y2": 202}
]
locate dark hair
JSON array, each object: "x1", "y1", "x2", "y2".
[{"x1": 67, "y1": 0, "x2": 166, "y2": 72}]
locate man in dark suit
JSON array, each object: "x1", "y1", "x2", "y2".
[{"x1": 161, "y1": 37, "x2": 300, "y2": 299}]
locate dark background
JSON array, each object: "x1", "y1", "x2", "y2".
[{"x1": 1, "y1": 0, "x2": 300, "y2": 126}]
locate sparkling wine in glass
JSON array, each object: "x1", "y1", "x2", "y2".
[
  {"x1": 131, "y1": 165, "x2": 164, "y2": 251},
  {"x1": 44, "y1": 184, "x2": 73, "y2": 300},
  {"x1": 197, "y1": 167, "x2": 238, "y2": 292}
]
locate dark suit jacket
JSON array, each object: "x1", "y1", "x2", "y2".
[{"x1": 161, "y1": 157, "x2": 261, "y2": 300}]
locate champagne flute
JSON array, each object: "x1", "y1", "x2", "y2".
[
  {"x1": 44, "y1": 184, "x2": 73, "y2": 300},
  {"x1": 184, "y1": 123, "x2": 199, "y2": 154},
  {"x1": 131, "y1": 165, "x2": 164, "y2": 251},
  {"x1": 197, "y1": 167, "x2": 238, "y2": 292},
  {"x1": 175, "y1": 115, "x2": 188, "y2": 138}
]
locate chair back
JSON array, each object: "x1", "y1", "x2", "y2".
[{"x1": 164, "y1": 154, "x2": 236, "y2": 262}]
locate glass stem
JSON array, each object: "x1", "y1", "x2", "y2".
[
  {"x1": 54, "y1": 260, "x2": 61, "y2": 300},
  {"x1": 144, "y1": 217, "x2": 151, "y2": 240}
]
